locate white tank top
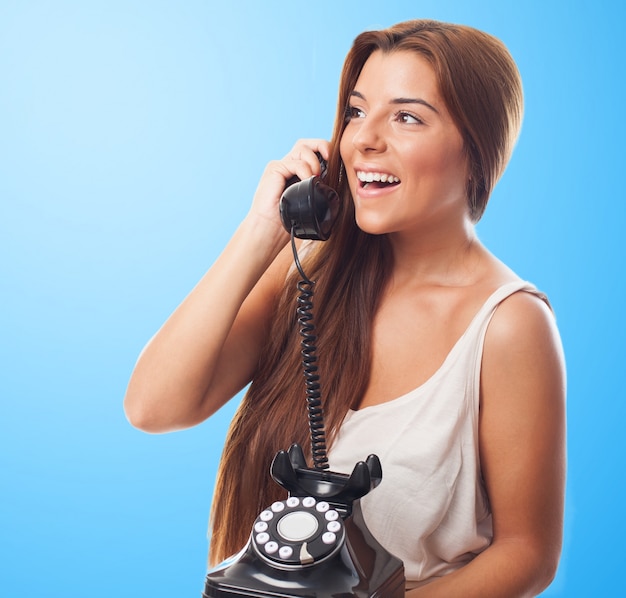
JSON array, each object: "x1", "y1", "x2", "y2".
[{"x1": 327, "y1": 280, "x2": 543, "y2": 588}]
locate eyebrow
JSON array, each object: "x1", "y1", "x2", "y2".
[{"x1": 350, "y1": 90, "x2": 439, "y2": 114}]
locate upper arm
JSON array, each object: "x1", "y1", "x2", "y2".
[
  {"x1": 479, "y1": 291, "x2": 566, "y2": 571},
  {"x1": 198, "y1": 243, "x2": 295, "y2": 418}
]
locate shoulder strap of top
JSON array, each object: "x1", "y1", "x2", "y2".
[
  {"x1": 460, "y1": 280, "x2": 548, "y2": 405},
  {"x1": 449, "y1": 280, "x2": 547, "y2": 374},
  {"x1": 480, "y1": 280, "x2": 548, "y2": 315},
  {"x1": 467, "y1": 279, "x2": 549, "y2": 340},
  {"x1": 470, "y1": 280, "x2": 550, "y2": 327}
]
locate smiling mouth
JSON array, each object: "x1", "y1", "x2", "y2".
[{"x1": 356, "y1": 171, "x2": 401, "y2": 189}]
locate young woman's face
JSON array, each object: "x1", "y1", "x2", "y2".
[{"x1": 340, "y1": 50, "x2": 469, "y2": 237}]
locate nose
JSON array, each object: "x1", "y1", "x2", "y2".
[{"x1": 350, "y1": 114, "x2": 387, "y2": 154}]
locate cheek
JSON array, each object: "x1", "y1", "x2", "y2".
[
  {"x1": 410, "y1": 142, "x2": 467, "y2": 186},
  {"x1": 438, "y1": 133, "x2": 468, "y2": 177}
]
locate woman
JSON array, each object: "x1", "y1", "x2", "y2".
[{"x1": 124, "y1": 19, "x2": 566, "y2": 596}]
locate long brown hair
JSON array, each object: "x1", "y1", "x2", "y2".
[{"x1": 208, "y1": 19, "x2": 524, "y2": 564}]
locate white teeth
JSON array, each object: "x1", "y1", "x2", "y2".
[{"x1": 356, "y1": 171, "x2": 400, "y2": 184}]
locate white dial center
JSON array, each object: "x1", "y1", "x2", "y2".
[{"x1": 277, "y1": 511, "x2": 319, "y2": 542}]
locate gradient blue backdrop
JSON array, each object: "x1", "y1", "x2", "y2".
[{"x1": 1, "y1": 1, "x2": 624, "y2": 596}]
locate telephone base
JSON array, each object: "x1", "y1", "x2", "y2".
[
  {"x1": 203, "y1": 501, "x2": 404, "y2": 598},
  {"x1": 203, "y1": 445, "x2": 405, "y2": 597}
]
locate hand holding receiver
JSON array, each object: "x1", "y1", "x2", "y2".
[
  {"x1": 246, "y1": 140, "x2": 333, "y2": 240},
  {"x1": 279, "y1": 152, "x2": 340, "y2": 241}
]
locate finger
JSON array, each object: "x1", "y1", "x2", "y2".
[
  {"x1": 286, "y1": 139, "x2": 330, "y2": 162},
  {"x1": 285, "y1": 140, "x2": 330, "y2": 177}
]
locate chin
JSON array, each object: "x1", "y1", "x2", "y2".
[{"x1": 354, "y1": 213, "x2": 394, "y2": 236}]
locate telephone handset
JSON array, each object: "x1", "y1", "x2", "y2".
[
  {"x1": 202, "y1": 154, "x2": 405, "y2": 597},
  {"x1": 279, "y1": 153, "x2": 340, "y2": 241}
]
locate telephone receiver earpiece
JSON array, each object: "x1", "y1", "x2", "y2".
[{"x1": 279, "y1": 154, "x2": 340, "y2": 241}]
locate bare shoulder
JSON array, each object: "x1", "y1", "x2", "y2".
[
  {"x1": 480, "y1": 285, "x2": 566, "y2": 436},
  {"x1": 484, "y1": 288, "x2": 563, "y2": 365}
]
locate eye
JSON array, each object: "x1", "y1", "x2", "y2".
[
  {"x1": 395, "y1": 111, "x2": 424, "y2": 125},
  {"x1": 344, "y1": 104, "x2": 365, "y2": 121}
]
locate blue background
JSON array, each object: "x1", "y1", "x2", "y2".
[{"x1": 1, "y1": 1, "x2": 624, "y2": 595}]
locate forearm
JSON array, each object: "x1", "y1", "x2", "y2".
[
  {"x1": 123, "y1": 214, "x2": 288, "y2": 432},
  {"x1": 406, "y1": 539, "x2": 558, "y2": 598}
]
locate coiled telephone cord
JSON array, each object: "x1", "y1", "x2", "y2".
[{"x1": 291, "y1": 230, "x2": 329, "y2": 471}]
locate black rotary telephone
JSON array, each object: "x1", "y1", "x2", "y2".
[{"x1": 202, "y1": 156, "x2": 405, "y2": 597}]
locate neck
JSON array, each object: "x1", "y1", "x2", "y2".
[{"x1": 386, "y1": 215, "x2": 483, "y2": 287}]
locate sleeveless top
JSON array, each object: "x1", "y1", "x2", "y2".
[{"x1": 326, "y1": 280, "x2": 545, "y2": 589}]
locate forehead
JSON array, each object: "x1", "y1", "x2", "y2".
[{"x1": 354, "y1": 49, "x2": 442, "y2": 104}]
